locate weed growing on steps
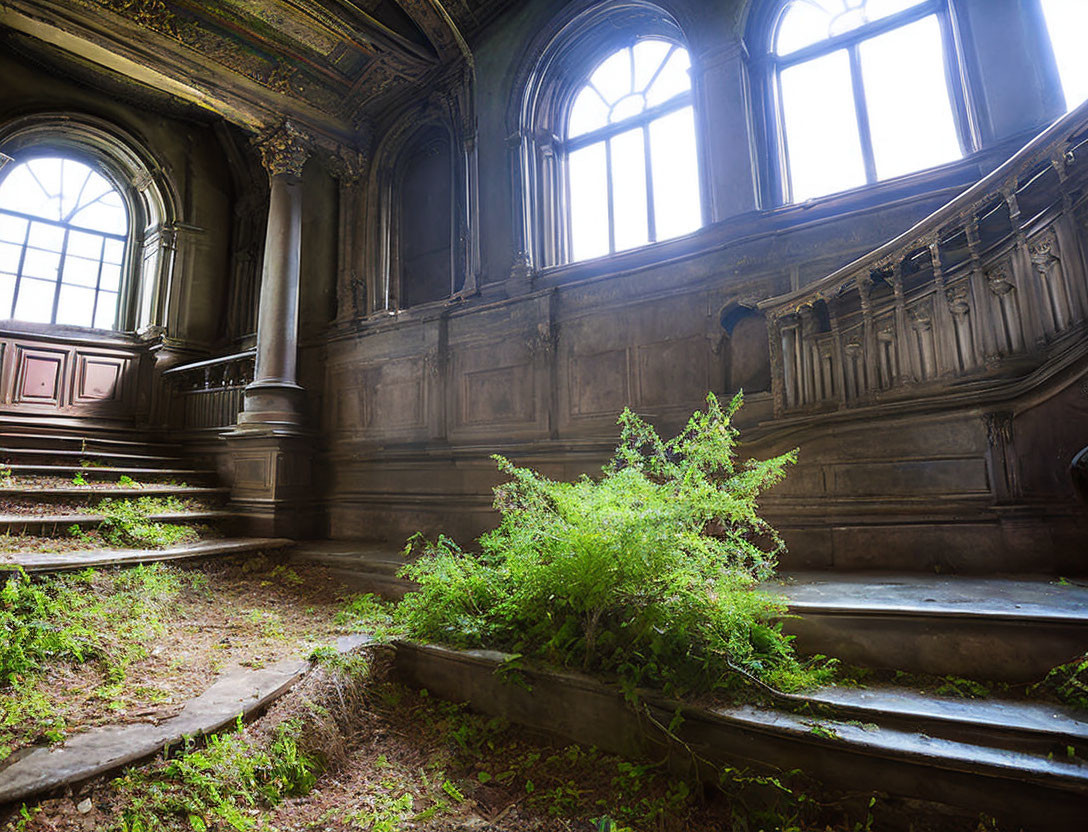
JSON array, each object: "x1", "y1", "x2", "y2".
[
  {"x1": 1035, "y1": 652, "x2": 1088, "y2": 710},
  {"x1": 0, "y1": 565, "x2": 184, "y2": 759},
  {"x1": 398, "y1": 393, "x2": 829, "y2": 698},
  {"x1": 0, "y1": 465, "x2": 12, "y2": 485},
  {"x1": 68, "y1": 496, "x2": 200, "y2": 549}
]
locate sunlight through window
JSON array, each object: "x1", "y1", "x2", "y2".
[
  {"x1": 567, "y1": 39, "x2": 702, "y2": 262},
  {"x1": 0, "y1": 156, "x2": 128, "y2": 329},
  {"x1": 1040, "y1": 0, "x2": 1088, "y2": 112}
]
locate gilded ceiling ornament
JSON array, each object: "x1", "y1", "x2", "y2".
[{"x1": 253, "y1": 122, "x2": 311, "y2": 177}]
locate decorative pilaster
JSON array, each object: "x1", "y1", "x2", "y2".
[{"x1": 329, "y1": 144, "x2": 371, "y2": 323}]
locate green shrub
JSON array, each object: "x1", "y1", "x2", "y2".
[
  {"x1": 398, "y1": 393, "x2": 828, "y2": 697},
  {"x1": 1036, "y1": 652, "x2": 1088, "y2": 710},
  {"x1": 96, "y1": 498, "x2": 198, "y2": 549}
]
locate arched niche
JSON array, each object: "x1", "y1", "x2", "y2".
[{"x1": 721, "y1": 302, "x2": 771, "y2": 393}]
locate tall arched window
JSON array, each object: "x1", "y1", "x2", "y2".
[
  {"x1": 767, "y1": 0, "x2": 967, "y2": 203},
  {"x1": 566, "y1": 40, "x2": 702, "y2": 261},
  {"x1": 1038, "y1": 0, "x2": 1088, "y2": 113},
  {"x1": 0, "y1": 156, "x2": 129, "y2": 329}
]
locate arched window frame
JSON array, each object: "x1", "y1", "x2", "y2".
[
  {"x1": 0, "y1": 113, "x2": 178, "y2": 334},
  {"x1": 749, "y1": 0, "x2": 976, "y2": 206},
  {"x1": 512, "y1": 1, "x2": 709, "y2": 272}
]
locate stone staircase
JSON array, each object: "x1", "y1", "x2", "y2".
[{"x1": 0, "y1": 426, "x2": 290, "y2": 572}]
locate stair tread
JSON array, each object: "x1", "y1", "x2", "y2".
[
  {"x1": 772, "y1": 572, "x2": 1088, "y2": 622},
  {"x1": 0, "y1": 486, "x2": 228, "y2": 497},
  {"x1": 0, "y1": 448, "x2": 182, "y2": 463},
  {"x1": 3, "y1": 537, "x2": 293, "y2": 572},
  {"x1": 0, "y1": 432, "x2": 179, "y2": 450},
  {"x1": 808, "y1": 684, "x2": 1088, "y2": 743},
  {"x1": 0, "y1": 510, "x2": 233, "y2": 523},
  {"x1": 4, "y1": 465, "x2": 211, "y2": 476}
]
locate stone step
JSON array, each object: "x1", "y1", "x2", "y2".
[
  {"x1": 773, "y1": 572, "x2": 1088, "y2": 682},
  {"x1": 290, "y1": 540, "x2": 412, "y2": 599},
  {"x1": 0, "y1": 447, "x2": 186, "y2": 469},
  {"x1": 3, "y1": 464, "x2": 215, "y2": 485},
  {"x1": 0, "y1": 431, "x2": 180, "y2": 454},
  {"x1": 0, "y1": 485, "x2": 230, "y2": 506},
  {"x1": 0, "y1": 510, "x2": 234, "y2": 537},
  {"x1": 2, "y1": 537, "x2": 295, "y2": 573}
]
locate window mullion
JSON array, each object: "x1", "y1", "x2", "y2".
[
  {"x1": 605, "y1": 139, "x2": 616, "y2": 254},
  {"x1": 50, "y1": 228, "x2": 70, "y2": 325},
  {"x1": 11, "y1": 221, "x2": 31, "y2": 319},
  {"x1": 643, "y1": 124, "x2": 656, "y2": 243},
  {"x1": 92, "y1": 235, "x2": 106, "y2": 328},
  {"x1": 848, "y1": 44, "x2": 878, "y2": 184}
]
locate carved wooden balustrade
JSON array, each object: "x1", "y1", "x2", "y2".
[
  {"x1": 760, "y1": 102, "x2": 1088, "y2": 418},
  {"x1": 161, "y1": 350, "x2": 255, "y2": 432}
]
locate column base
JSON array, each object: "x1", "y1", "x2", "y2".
[
  {"x1": 221, "y1": 427, "x2": 318, "y2": 538},
  {"x1": 237, "y1": 380, "x2": 307, "y2": 429}
]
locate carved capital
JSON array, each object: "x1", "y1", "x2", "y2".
[
  {"x1": 985, "y1": 266, "x2": 1015, "y2": 297},
  {"x1": 328, "y1": 145, "x2": 370, "y2": 184},
  {"x1": 253, "y1": 121, "x2": 311, "y2": 178},
  {"x1": 983, "y1": 411, "x2": 1013, "y2": 450}
]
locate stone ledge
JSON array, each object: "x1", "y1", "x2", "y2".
[{"x1": 2, "y1": 538, "x2": 294, "y2": 573}]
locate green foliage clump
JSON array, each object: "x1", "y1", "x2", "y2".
[
  {"x1": 1036, "y1": 652, "x2": 1088, "y2": 710},
  {"x1": 111, "y1": 717, "x2": 320, "y2": 832},
  {"x1": 96, "y1": 497, "x2": 199, "y2": 549},
  {"x1": 398, "y1": 393, "x2": 827, "y2": 697},
  {"x1": 0, "y1": 565, "x2": 182, "y2": 758}
]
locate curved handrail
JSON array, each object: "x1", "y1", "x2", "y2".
[
  {"x1": 759, "y1": 98, "x2": 1088, "y2": 314},
  {"x1": 162, "y1": 349, "x2": 255, "y2": 377}
]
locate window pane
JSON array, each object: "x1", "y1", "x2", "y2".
[
  {"x1": 633, "y1": 40, "x2": 672, "y2": 91},
  {"x1": 68, "y1": 230, "x2": 104, "y2": 260},
  {"x1": 56, "y1": 285, "x2": 95, "y2": 327},
  {"x1": 14, "y1": 278, "x2": 55, "y2": 323},
  {"x1": 649, "y1": 106, "x2": 702, "y2": 240},
  {"x1": 0, "y1": 241, "x2": 21, "y2": 273},
  {"x1": 100, "y1": 263, "x2": 122, "y2": 292},
  {"x1": 589, "y1": 48, "x2": 632, "y2": 105},
  {"x1": 775, "y1": 0, "x2": 834, "y2": 55},
  {"x1": 28, "y1": 222, "x2": 64, "y2": 253},
  {"x1": 860, "y1": 15, "x2": 961, "y2": 180},
  {"x1": 21, "y1": 247, "x2": 60, "y2": 281},
  {"x1": 645, "y1": 48, "x2": 691, "y2": 108},
  {"x1": 568, "y1": 86, "x2": 609, "y2": 138},
  {"x1": 63, "y1": 255, "x2": 100, "y2": 288},
  {"x1": 779, "y1": 50, "x2": 866, "y2": 201},
  {"x1": 103, "y1": 238, "x2": 125, "y2": 265},
  {"x1": 0, "y1": 274, "x2": 14, "y2": 318},
  {"x1": 609, "y1": 94, "x2": 646, "y2": 123},
  {"x1": 72, "y1": 191, "x2": 127, "y2": 234},
  {"x1": 568, "y1": 142, "x2": 610, "y2": 261},
  {"x1": 0, "y1": 214, "x2": 26, "y2": 244},
  {"x1": 610, "y1": 128, "x2": 649, "y2": 251},
  {"x1": 94, "y1": 291, "x2": 119, "y2": 330},
  {"x1": 1041, "y1": 0, "x2": 1088, "y2": 111}
]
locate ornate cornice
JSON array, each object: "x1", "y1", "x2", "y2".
[{"x1": 253, "y1": 121, "x2": 311, "y2": 178}]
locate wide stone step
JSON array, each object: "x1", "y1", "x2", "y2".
[
  {"x1": 0, "y1": 447, "x2": 186, "y2": 469},
  {"x1": 0, "y1": 432, "x2": 180, "y2": 454},
  {"x1": 290, "y1": 540, "x2": 412, "y2": 599},
  {"x1": 3, "y1": 464, "x2": 215, "y2": 485},
  {"x1": 0, "y1": 510, "x2": 234, "y2": 537},
  {"x1": 0, "y1": 485, "x2": 230, "y2": 507},
  {"x1": 2, "y1": 537, "x2": 295, "y2": 573},
  {"x1": 773, "y1": 572, "x2": 1088, "y2": 682}
]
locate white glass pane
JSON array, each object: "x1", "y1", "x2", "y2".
[
  {"x1": 56, "y1": 285, "x2": 95, "y2": 327},
  {"x1": 103, "y1": 238, "x2": 125, "y2": 265},
  {"x1": 866, "y1": 0, "x2": 927, "y2": 22},
  {"x1": 0, "y1": 214, "x2": 27, "y2": 244},
  {"x1": 0, "y1": 162, "x2": 59, "y2": 221},
  {"x1": 27, "y1": 159, "x2": 63, "y2": 221},
  {"x1": 779, "y1": 50, "x2": 867, "y2": 201},
  {"x1": 63, "y1": 255, "x2": 100, "y2": 288},
  {"x1": 610, "y1": 128, "x2": 649, "y2": 252},
  {"x1": 860, "y1": 16, "x2": 961, "y2": 180},
  {"x1": 94, "y1": 291, "x2": 119, "y2": 330},
  {"x1": 0, "y1": 274, "x2": 14, "y2": 318},
  {"x1": 60, "y1": 162, "x2": 95, "y2": 221},
  {"x1": 100, "y1": 263, "x2": 122, "y2": 292},
  {"x1": 609, "y1": 94, "x2": 646, "y2": 123},
  {"x1": 21, "y1": 247, "x2": 60, "y2": 281},
  {"x1": 776, "y1": 0, "x2": 835, "y2": 56},
  {"x1": 71, "y1": 194, "x2": 127, "y2": 234},
  {"x1": 1041, "y1": 0, "x2": 1088, "y2": 111},
  {"x1": 68, "y1": 230, "x2": 104, "y2": 260},
  {"x1": 649, "y1": 107, "x2": 702, "y2": 241},
  {"x1": 645, "y1": 48, "x2": 692, "y2": 108},
  {"x1": 568, "y1": 86, "x2": 609, "y2": 138},
  {"x1": 589, "y1": 48, "x2": 632, "y2": 104},
  {"x1": 28, "y1": 223, "x2": 64, "y2": 253},
  {"x1": 14, "y1": 278, "x2": 56, "y2": 323},
  {"x1": 568, "y1": 142, "x2": 610, "y2": 262},
  {"x1": 0, "y1": 241, "x2": 21, "y2": 273},
  {"x1": 633, "y1": 40, "x2": 672, "y2": 91}
]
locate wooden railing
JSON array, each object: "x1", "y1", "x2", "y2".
[
  {"x1": 161, "y1": 350, "x2": 254, "y2": 431},
  {"x1": 760, "y1": 101, "x2": 1088, "y2": 417}
]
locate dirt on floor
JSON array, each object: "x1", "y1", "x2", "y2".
[{"x1": 0, "y1": 557, "x2": 361, "y2": 759}]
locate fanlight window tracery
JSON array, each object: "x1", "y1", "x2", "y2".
[
  {"x1": 0, "y1": 156, "x2": 128, "y2": 329},
  {"x1": 565, "y1": 39, "x2": 702, "y2": 262},
  {"x1": 770, "y1": 0, "x2": 965, "y2": 203}
]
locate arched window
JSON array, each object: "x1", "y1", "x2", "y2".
[
  {"x1": 1038, "y1": 0, "x2": 1088, "y2": 113},
  {"x1": 566, "y1": 40, "x2": 702, "y2": 261},
  {"x1": 766, "y1": 0, "x2": 967, "y2": 203},
  {"x1": 0, "y1": 156, "x2": 129, "y2": 329}
]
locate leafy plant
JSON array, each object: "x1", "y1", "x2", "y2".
[
  {"x1": 0, "y1": 465, "x2": 13, "y2": 486},
  {"x1": 1035, "y1": 652, "x2": 1088, "y2": 710},
  {"x1": 95, "y1": 498, "x2": 198, "y2": 549},
  {"x1": 72, "y1": 471, "x2": 88, "y2": 486},
  {"x1": 398, "y1": 393, "x2": 828, "y2": 697}
]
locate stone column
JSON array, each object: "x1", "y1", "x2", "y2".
[{"x1": 238, "y1": 121, "x2": 311, "y2": 428}]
